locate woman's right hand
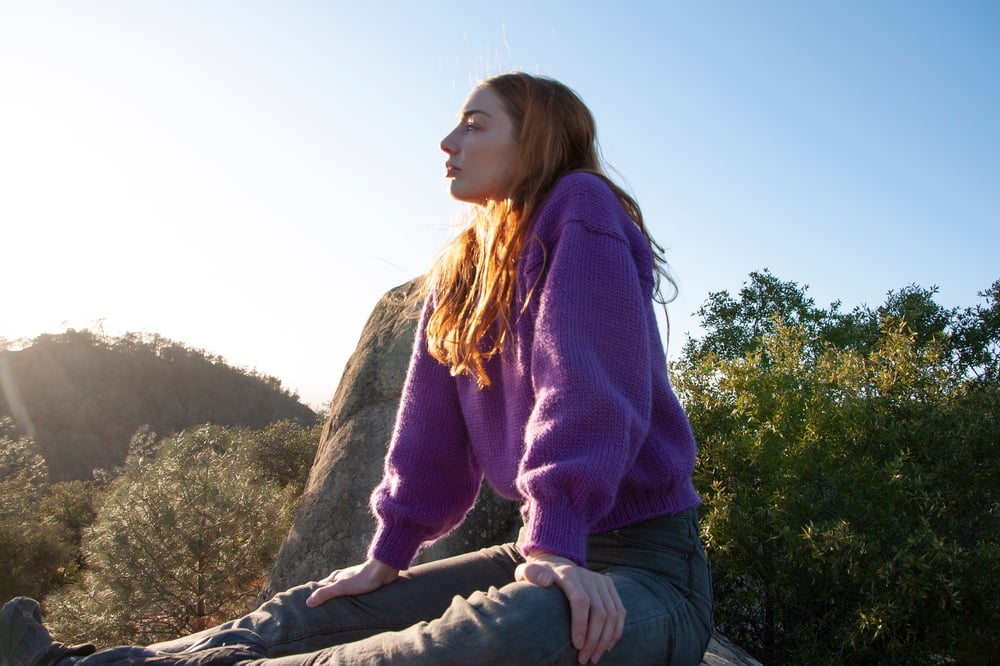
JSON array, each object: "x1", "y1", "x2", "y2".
[{"x1": 305, "y1": 558, "x2": 400, "y2": 607}]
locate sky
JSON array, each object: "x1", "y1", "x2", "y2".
[{"x1": 2, "y1": 1, "x2": 998, "y2": 409}]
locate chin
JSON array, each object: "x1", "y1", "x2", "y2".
[{"x1": 449, "y1": 185, "x2": 481, "y2": 204}]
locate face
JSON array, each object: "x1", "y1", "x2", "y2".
[{"x1": 440, "y1": 86, "x2": 519, "y2": 204}]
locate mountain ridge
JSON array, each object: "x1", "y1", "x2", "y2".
[{"x1": 0, "y1": 329, "x2": 317, "y2": 480}]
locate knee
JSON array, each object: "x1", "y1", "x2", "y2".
[
  {"x1": 487, "y1": 579, "x2": 569, "y2": 613},
  {"x1": 452, "y1": 582, "x2": 572, "y2": 650}
]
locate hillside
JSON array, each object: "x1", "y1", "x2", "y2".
[{"x1": 0, "y1": 329, "x2": 317, "y2": 480}]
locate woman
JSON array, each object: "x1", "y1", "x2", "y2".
[{"x1": 2, "y1": 72, "x2": 713, "y2": 665}]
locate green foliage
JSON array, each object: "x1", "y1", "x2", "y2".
[
  {"x1": 40, "y1": 480, "x2": 101, "y2": 552},
  {"x1": 1, "y1": 328, "x2": 322, "y2": 642},
  {"x1": 683, "y1": 270, "x2": 972, "y2": 362},
  {"x1": 45, "y1": 425, "x2": 297, "y2": 646},
  {"x1": 675, "y1": 274, "x2": 1000, "y2": 664},
  {"x1": 0, "y1": 418, "x2": 73, "y2": 600},
  {"x1": 952, "y1": 280, "x2": 1000, "y2": 384},
  {"x1": 243, "y1": 419, "x2": 322, "y2": 492},
  {"x1": 0, "y1": 329, "x2": 318, "y2": 481},
  {"x1": 682, "y1": 269, "x2": 829, "y2": 361}
]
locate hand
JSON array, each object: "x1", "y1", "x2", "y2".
[
  {"x1": 515, "y1": 553, "x2": 625, "y2": 664},
  {"x1": 306, "y1": 558, "x2": 400, "y2": 607}
]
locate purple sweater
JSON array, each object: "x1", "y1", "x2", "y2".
[{"x1": 368, "y1": 172, "x2": 700, "y2": 569}]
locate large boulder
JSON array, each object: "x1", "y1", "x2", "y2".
[{"x1": 260, "y1": 280, "x2": 761, "y2": 666}]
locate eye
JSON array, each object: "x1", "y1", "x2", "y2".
[{"x1": 464, "y1": 121, "x2": 479, "y2": 132}]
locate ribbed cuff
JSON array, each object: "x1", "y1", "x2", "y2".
[
  {"x1": 520, "y1": 502, "x2": 591, "y2": 567},
  {"x1": 367, "y1": 520, "x2": 424, "y2": 571}
]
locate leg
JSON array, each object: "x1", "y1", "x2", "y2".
[
  {"x1": 242, "y1": 510, "x2": 713, "y2": 666},
  {"x1": 0, "y1": 598, "x2": 95, "y2": 666},
  {"x1": 22, "y1": 511, "x2": 711, "y2": 666},
  {"x1": 67, "y1": 543, "x2": 523, "y2": 665}
]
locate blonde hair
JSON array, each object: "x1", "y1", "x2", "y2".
[{"x1": 426, "y1": 72, "x2": 674, "y2": 387}]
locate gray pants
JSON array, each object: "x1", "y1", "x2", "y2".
[{"x1": 73, "y1": 510, "x2": 713, "y2": 665}]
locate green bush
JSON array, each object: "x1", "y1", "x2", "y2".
[{"x1": 674, "y1": 274, "x2": 999, "y2": 664}]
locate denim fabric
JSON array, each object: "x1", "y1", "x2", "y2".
[{"x1": 70, "y1": 510, "x2": 712, "y2": 666}]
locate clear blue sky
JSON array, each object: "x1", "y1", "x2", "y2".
[{"x1": 2, "y1": 1, "x2": 998, "y2": 408}]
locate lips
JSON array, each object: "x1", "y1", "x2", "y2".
[{"x1": 446, "y1": 163, "x2": 461, "y2": 177}]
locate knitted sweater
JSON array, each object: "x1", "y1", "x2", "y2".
[{"x1": 368, "y1": 172, "x2": 700, "y2": 569}]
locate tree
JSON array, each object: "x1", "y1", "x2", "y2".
[
  {"x1": 952, "y1": 279, "x2": 1000, "y2": 384},
  {"x1": 40, "y1": 479, "x2": 101, "y2": 553},
  {"x1": 0, "y1": 418, "x2": 72, "y2": 600},
  {"x1": 674, "y1": 274, "x2": 1000, "y2": 664},
  {"x1": 683, "y1": 271, "x2": 967, "y2": 362},
  {"x1": 681, "y1": 269, "x2": 828, "y2": 362},
  {"x1": 243, "y1": 419, "x2": 321, "y2": 492},
  {"x1": 46, "y1": 425, "x2": 293, "y2": 646}
]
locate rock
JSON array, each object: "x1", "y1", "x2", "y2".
[
  {"x1": 702, "y1": 634, "x2": 764, "y2": 666},
  {"x1": 260, "y1": 280, "x2": 761, "y2": 665}
]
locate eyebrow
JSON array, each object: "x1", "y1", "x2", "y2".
[{"x1": 460, "y1": 108, "x2": 493, "y2": 121}]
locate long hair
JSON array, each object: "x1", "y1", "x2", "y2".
[{"x1": 426, "y1": 72, "x2": 674, "y2": 388}]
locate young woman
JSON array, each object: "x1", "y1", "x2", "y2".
[{"x1": 2, "y1": 72, "x2": 713, "y2": 665}]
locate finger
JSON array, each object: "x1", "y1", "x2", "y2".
[
  {"x1": 589, "y1": 584, "x2": 620, "y2": 663},
  {"x1": 595, "y1": 579, "x2": 627, "y2": 663},
  {"x1": 611, "y1": 581, "x2": 626, "y2": 644},
  {"x1": 307, "y1": 571, "x2": 364, "y2": 606},
  {"x1": 542, "y1": 566, "x2": 590, "y2": 653},
  {"x1": 515, "y1": 561, "x2": 555, "y2": 587},
  {"x1": 306, "y1": 582, "x2": 340, "y2": 607},
  {"x1": 563, "y1": 584, "x2": 591, "y2": 654},
  {"x1": 307, "y1": 573, "x2": 367, "y2": 606},
  {"x1": 578, "y1": 590, "x2": 606, "y2": 664},
  {"x1": 307, "y1": 571, "x2": 342, "y2": 606}
]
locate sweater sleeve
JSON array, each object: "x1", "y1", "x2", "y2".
[
  {"x1": 367, "y1": 298, "x2": 483, "y2": 570},
  {"x1": 517, "y1": 215, "x2": 655, "y2": 566}
]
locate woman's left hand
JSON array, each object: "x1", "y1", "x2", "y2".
[{"x1": 515, "y1": 553, "x2": 626, "y2": 664}]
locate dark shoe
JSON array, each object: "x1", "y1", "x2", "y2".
[{"x1": 0, "y1": 598, "x2": 95, "y2": 666}]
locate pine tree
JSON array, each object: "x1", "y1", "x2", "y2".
[{"x1": 46, "y1": 425, "x2": 293, "y2": 645}]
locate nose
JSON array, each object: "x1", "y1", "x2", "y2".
[{"x1": 440, "y1": 127, "x2": 459, "y2": 155}]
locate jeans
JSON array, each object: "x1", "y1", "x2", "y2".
[{"x1": 71, "y1": 510, "x2": 713, "y2": 665}]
